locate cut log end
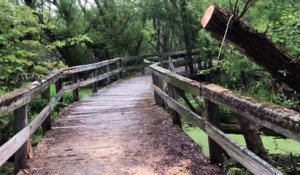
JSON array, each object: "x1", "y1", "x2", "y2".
[{"x1": 201, "y1": 5, "x2": 216, "y2": 28}]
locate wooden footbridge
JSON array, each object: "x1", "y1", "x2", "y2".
[{"x1": 0, "y1": 51, "x2": 299, "y2": 175}]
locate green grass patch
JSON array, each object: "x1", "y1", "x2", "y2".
[
  {"x1": 0, "y1": 163, "x2": 13, "y2": 175},
  {"x1": 182, "y1": 122, "x2": 300, "y2": 156}
]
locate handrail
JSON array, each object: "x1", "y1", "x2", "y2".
[
  {"x1": 0, "y1": 71, "x2": 63, "y2": 115},
  {"x1": 150, "y1": 63, "x2": 300, "y2": 175},
  {"x1": 150, "y1": 64, "x2": 300, "y2": 141}
]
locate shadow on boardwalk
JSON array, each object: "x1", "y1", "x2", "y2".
[{"x1": 26, "y1": 76, "x2": 223, "y2": 175}]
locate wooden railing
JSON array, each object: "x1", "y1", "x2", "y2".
[{"x1": 150, "y1": 63, "x2": 300, "y2": 175}]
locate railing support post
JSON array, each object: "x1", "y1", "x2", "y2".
[
  {"x1": 106, "y1": 64, "x2": 111, "y2": 84},
  {"x1": 92, "y1": 71, "x2": 97, "y2": 93},
  {"x1": 55, "y1": 78, "x2": 63, "y2": 103},
  {"x1": 41, "y1": 87, "x2": 51, "y2": 132},
  {"x1": 72, "y1": 73, "x2": 79, "y2": 101},
  {"x1": 204, "y1": 99, "x2": 223, "y2": 164},
  {"x1": 14, "y1": 105, "x2": 28, "y2": 174},
  {"x1": 117, "y1": 59, "x2": 122, "y2": 79},
  {"x1": 142, "y1": 58, "x2": 145, "y2": 75},
  {"x1": 152, "y1": 73, "x2": 164, "y2": 107},
  {"x1": 166, "y1": 83, "x2": 181, "y2": 127}
]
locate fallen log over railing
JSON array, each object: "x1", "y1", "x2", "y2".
[
  {"x1": 201, "y1": 5, "x2": 300, "y2": 93},
  {"x1": 150, "y1": 63, "x2": 300, "y2": 175}
]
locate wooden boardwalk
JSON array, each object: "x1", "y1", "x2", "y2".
[{"x1": 27, "y1": 76, "x2": 223, "y2": 175}]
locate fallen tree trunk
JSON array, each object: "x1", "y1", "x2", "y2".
[{"x1": 201, "y1": 5, "x2": 300, "y2": 93}]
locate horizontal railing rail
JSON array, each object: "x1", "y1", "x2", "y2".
[{"x1": 150, "y1": 62, "x2": 300, "y2": 175}]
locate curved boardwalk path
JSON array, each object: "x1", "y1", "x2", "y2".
[{"x1": 27, "y1": 76, "x2": 223, "y2": 175}]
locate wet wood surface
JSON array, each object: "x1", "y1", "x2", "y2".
[{"x1": 27, "y1": 76, "x2": 223, "y2": 175}]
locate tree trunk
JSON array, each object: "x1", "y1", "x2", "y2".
[
  {"x1": 179, "y1": 0, "x2": 195, "y2": 77},
  {"x1": 201, "y1": 5, "x2": 300, "y2": 93},
  {"x1": 238, "y1": 117, "x2": 268, "y2": 160}
]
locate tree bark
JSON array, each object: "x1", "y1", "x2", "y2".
[
  {"x1": 201, "y1": 5, "x2": 300, "y2": 93},
  {"x1": 238, "y1": 116, "x2": 268, "y2": 160}
]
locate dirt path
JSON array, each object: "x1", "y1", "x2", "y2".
[{"x1": 27, "y1": 76, "x2": 224, "y2": 175}]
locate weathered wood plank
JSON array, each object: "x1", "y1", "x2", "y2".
[
  {"x1": 0, "y1": 71, "x2": 62, "y2": 117},
  {"x1": 0, "y1": 126, "x2": 30, "y2": 167},
  {"x1": 153, "y1": 85, "x2": 283, "y2": 175},
  {"x1": 150, "y1": 64, "x2": 300, "y2": 141}
]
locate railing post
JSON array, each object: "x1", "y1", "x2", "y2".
[
  {"x1": 106, "y1": 64, "x2": 111, "y2": 84},
  {"x1": 166, "y1": 83, "x2": 181, "y2": 127},
  {"x1": 117, "y1": 59, "x2": 122, "y2": 79},
  {"x1": 152, "y1": 73, "x2": 164, "y2": 107},
  {"x1": 141, "y1": 58, "x2": 145, "y2": 75},
  {"x1": 204, "y1": 99, "x2": 223, "y2": 164},
  {"x1": 92, "y1": 71, "x2": 97, "y2": 93},
  {"x1": 55, "y1": 77, "x2": 63, "y2": 103},
  {"x1": 41, "y1": 87, "x2": 51, "y2": 132},
  {"x1": 14, "y1": 105, "x2": 28, "y2": 174},
  {"x1": 72, "y1": 73, "x2": 79, "y2": 101}
]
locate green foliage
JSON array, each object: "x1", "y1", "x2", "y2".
[{"x1": 0, "y1": 1, "x2": 51, "y2": 90}]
